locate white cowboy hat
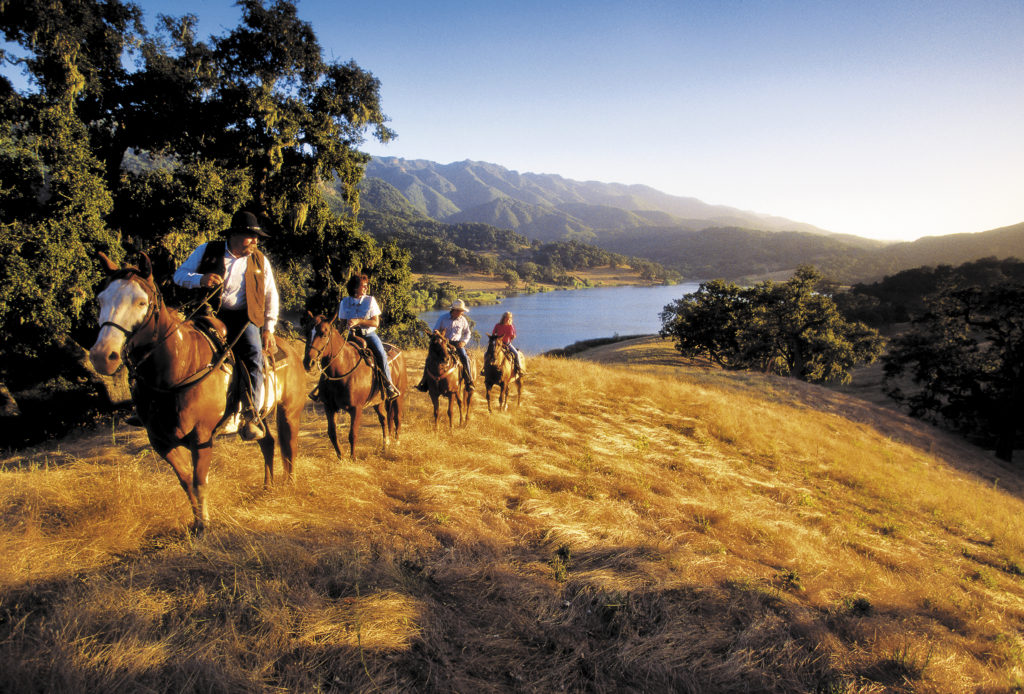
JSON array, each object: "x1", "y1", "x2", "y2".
[{"x1": 449, "y1": 299, "x2": 468, "y2": 312}]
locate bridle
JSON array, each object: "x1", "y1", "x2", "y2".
[
  {"x1": 98, "y1": 270, "x2": 165, "y2": 361},
  {"x1": 425, "y1": 335, "x2": 459, "y2": 384},
  {"x1": 99, "y1": 270, "x2": 228, "y2": 389},
  {"x1": 307, "y1": 319, "x2": 362, "y2": 381}
]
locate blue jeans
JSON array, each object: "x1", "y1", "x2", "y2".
[
  {"x1": 450, "y1": 341, "x2": 473, "y2": 384},
  {"x1": 362, "y1": 332, "x2": 393, "y2": 383},
  {"x1": 220, "y1": 310, "x2": 263, "y2": 411}
]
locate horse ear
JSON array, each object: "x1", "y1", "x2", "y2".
[
  {"x1": 138, "y1": 252, "x2": 153, "y2": 279},
  {"x1": 97, "y1": 251, "x2": 119, "y2": 274},
  {"x1": 306, "y1": 310, "x2": 315, "y2": 321}
]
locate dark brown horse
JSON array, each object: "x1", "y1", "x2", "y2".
[
  {"x1": 483, "y1": 333, "x2": 522, "y2": 413},
  {"x1": 88, "y1": 252, "x2": 305, "y2": 533},
  {"x1": 303, "y1": 313, "x2": 407, "y2": 458},
  {"x1": 423, "y1": 329, "x2": 473, "y2": 431}
]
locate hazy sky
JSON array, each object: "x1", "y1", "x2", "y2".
[{"x1": 16, "y1": 1, "x2": 1024, "y2": 241}]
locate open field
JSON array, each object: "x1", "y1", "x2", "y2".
[
  {"x1": 416, "y1": 266, "x2": 661, "y2": 293},
  {"x1": 2, "y1": 342, "x2": 1024, "y2": 691}
]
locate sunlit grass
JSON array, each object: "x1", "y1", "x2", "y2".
[{"x1": 2, "y1": 343, "x2": 1023, "y2": 690}]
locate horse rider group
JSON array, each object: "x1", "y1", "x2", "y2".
[{"x1": 170, "y1": 207, "x2": 523, "y2": 438}]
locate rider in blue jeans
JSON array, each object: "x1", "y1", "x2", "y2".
[
  {"x1": 337, "y1": 274, "x2": 400, "y2": 400},
  {"x1": 415, "y1": 299, "x2": 474, "y2": 392}
]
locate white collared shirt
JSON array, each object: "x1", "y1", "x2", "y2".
[
  {"x1": 337, "y1": 295, "x2": 382, "y2": 333},
  {"x1": 174, "y1": 242, "x2": 280, "y2": 333}
]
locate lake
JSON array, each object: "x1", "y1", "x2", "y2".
[{"x1": 419, "y1": 282, "x2": 700, "y2": 354}]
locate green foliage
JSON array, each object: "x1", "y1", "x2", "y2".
[
  {"x1": 835, "y1": 257, "x2": 1024, "y2": 328},
  {"x1": 0, "y1": 0, "x2": 415, "y2": 419},
  {"x1": 660, "y1": 266, "x2": 885, "y2": 384},
  {"x1": 884, "y1": 282, "x2": 1024, "y2": 461},
  {"x1": 0, "y1": 107, "x2": 117, "y2": 363}
]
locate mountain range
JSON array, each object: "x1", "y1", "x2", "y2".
[
  {"x1": 358, "y1": 157, "x2": 1024, "y2": 283},
  {"x1": 364, "y1": 157, "x2": 833, "y2": 242}
]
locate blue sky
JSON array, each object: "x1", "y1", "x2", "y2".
[{"x1": 10, "y1": 1, "x2": 1024, "y2": 241}]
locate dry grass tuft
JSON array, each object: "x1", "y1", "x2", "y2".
[{"x1": 3, "y1": 341, "x2": 1024, "y2": 691}]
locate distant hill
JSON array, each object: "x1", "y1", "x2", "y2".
[
  {"x1": 358, "y1": 157, "x2": 1024, "y2": 284},
  {"x1": 818, "y1": 221, "x2": 1024, "y2": 282},
  {"x1": 364, "y1": 157, "x2": 830, "y2": 237}
]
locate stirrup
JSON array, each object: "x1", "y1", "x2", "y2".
[{"x1": 240, "y1": 412, "x2": 265, "y2": 441}]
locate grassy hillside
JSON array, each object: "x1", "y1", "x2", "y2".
[{"x1": 2, "y1": 342, "x2": 1024, "y2": 691}]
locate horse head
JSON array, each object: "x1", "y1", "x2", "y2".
[
  {"x1": 427, "y1": 329, "x2": 453, "y2": 363},
  {"x1": 303, "y1": 312, "x2": 339, "y2": 371},
  {"x1": 89, "y1": 251, "x2": 160, "y2": 375},
  {"x1": 485, "y1": 333, "x2": 506, "y2": 368}
]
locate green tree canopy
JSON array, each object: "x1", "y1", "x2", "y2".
[
  {"x1": 660, "y1": 266, "x2": 884, "y2": 384},
  {"x1": 883, "y1": 283, "x2": 1024, "y2": 462}
]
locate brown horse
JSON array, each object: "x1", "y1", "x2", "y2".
[
  {"x1": 483, "y1": 333, "x2": 522, "y2": 412},
  {"x1": 303, "y1": 313, "x2": 407, "y2": 458},
  {"x1": 88, "y1": 252, "x2": 305, "y2": 533},
  {"x1": 423, "y1": 329, "x2": 473, "y2": 431}
]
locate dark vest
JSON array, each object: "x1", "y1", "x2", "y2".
[{"x1": 197, "y1": 241, "x2": 268, "y2": 328}]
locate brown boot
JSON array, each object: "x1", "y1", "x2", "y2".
[{"x1": 240, "y1": 411, "x2": 265, "y2": 441}]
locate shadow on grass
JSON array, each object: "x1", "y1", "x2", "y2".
[{"x1": 0, "y1": 523, "x2": 971, "y2": 693}]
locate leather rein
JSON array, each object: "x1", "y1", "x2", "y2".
[
  {"x1": 308, "y1": 321, "x2": 364, "y2": 381},
  {"x1": 102, "y1": 271, "x2": 232, "y2": 393},
  {"x1": 425, "y1": 339, "x2": 460, "y2": 384}
]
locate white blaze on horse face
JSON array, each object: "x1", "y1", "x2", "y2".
[{"x1": 89, "y1": 279, "x2": 150, "y2": 374}]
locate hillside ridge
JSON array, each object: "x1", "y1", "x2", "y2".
[{"x1": 3, "y1": 345, "x2": 1023, "y2": 690}]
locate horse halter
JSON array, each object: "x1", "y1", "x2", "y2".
[
  {"x1": 307, "y1": 319, "x2": 337, "y2": 364},
  {"x1": 99, "y1": 270, "x2": 163, "y2": 349}
]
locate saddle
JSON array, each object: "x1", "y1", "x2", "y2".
[
  {"x1": 192, "y1": 315, "x2": 290, "y2": 436},
  {"x1": 345, "y1": 333, "x2": 401, "y2": 397}
]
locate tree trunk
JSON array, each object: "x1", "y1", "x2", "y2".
[{"x1": 56, "y1": 334, "x2": 132, "y2": 405}]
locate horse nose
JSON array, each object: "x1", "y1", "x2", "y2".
[{"x1": 89, "y1": 346, "x2": 121, "y2": 375}]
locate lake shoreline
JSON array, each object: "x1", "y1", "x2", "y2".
[{"x1": 419, "y1": 283, "x2": 700, "y2": 355}]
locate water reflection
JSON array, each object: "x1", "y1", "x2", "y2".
[{"x1": 419, "y1": 283, "x2": 700, "y2": 354}]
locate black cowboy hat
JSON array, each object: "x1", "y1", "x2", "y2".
[{"x1": 222, "y1": 209, "x2": 270, "y2": 238}]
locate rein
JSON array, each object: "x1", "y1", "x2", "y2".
[
  {"x1": 106, "y1": 273, "x2": 231, "y2": 392},
  {"x1": 308, "y1": 323, "x2": 364, "y2": 382},
  {"x1": 425, "y1": 341, "x2": 459, "y2": 383}
]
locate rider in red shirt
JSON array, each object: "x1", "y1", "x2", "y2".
[{"x1": 491, "y1": 311, "x2": 525, "y2": 375}]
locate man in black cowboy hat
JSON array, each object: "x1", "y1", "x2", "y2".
[{"x1": 173, "y1": 209, "x2": 280, "y2": 440}]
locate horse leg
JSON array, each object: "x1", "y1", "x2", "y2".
[
  {"x1": 326, "y1": 406, "x2": 344, "y2": 460},
  {"x1": 192, "y1": 440, "x2": 215, "y2": 532},
  {"x1": 515, "y1": 379, "x2": 523, "y2": 408},
  {"x1": 464, "y1": 389, "x2": 473, "y2": 427},
  {"x1": 431, "y1": 393, "x2": 441, "y2": 432},
  {"x1": 447, "y1": 392, "x2": 456, "y2": 431},
  {"x1": 348, "y1": 406, "x2": 361, "y2": 458},
  {"x1": 390, "y1": 395, "x2": 402, "y2": 443},
  {"x1": 373, "y1": 403, "x2": 389, "y2": 449},
  {"x1": 162, "y1": 445, "x2": 203, "y2": 531},
  {"x1": 258, "y1": 428, "x2": 276, "y2": 487},
  {"x1": 276, "y1": 407, "x2": 299, "y2": 482},
  {"x1": 485, "y1": 379, "x2": 493, "y2": 414}
]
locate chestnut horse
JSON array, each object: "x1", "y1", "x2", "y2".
[
  {"x1": 423, "y1": 329, "x2": 473, "y2": 431},
  {"x1": 483, "y1": 333, "x2": 522, "y2": 413},
  {"x1": 88, "y1": 252, "x2": 305, "y2": 533},
  {"x1": 303, "y1": 313, "x2": 407, "y2": 458}
]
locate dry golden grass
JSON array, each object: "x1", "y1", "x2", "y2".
[{"x1": 2, "y1": 339, "x2": 1024, "y2": 692}]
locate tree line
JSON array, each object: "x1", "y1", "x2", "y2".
[{"x1": 660, "y1": 260, "x2": 1024, "y2": 462}]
